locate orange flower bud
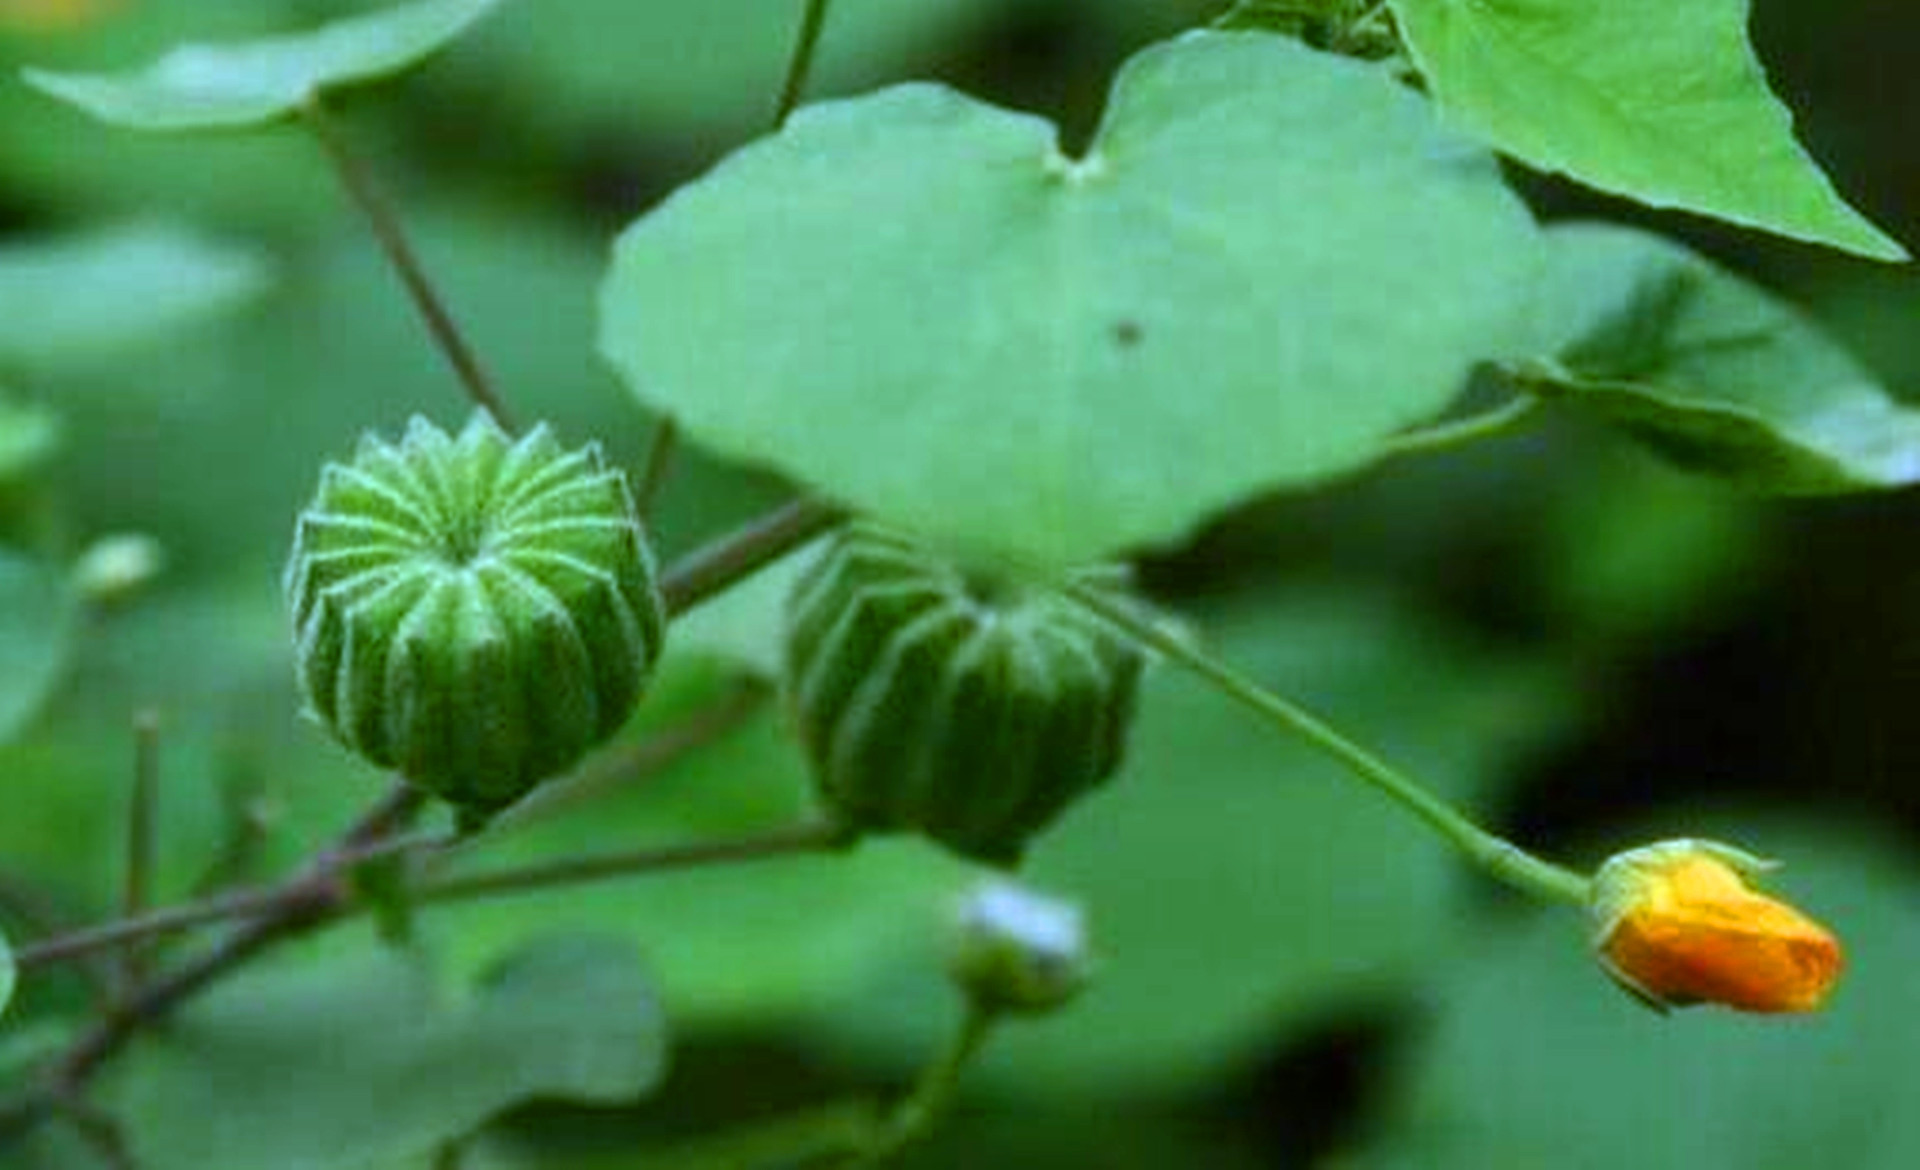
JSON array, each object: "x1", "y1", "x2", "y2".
[{"x1": 1589, "y1": 839, "x2": 1842, "y2": 1014}]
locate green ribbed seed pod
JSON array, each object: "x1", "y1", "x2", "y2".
[
  {"x1": 783, "y1": 528, "x2": 1143, "y2": 866},
  {"x1": 286, "y1": 412, "x2": 665, "y2": 823}
]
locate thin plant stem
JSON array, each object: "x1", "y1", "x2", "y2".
[
  {"x1": 1, "y1": 760, "x2": 830, "y2": 1124},
  {"x1": 0, "y1": 867, "x2": 117, "y2": 1005},
  {"x1": 492, "y1": 681, "x2": 768, "y2": 830},
  {"x1": 636, "y1": 0, "x2": 837, "y2": 516},
  {"x1": 415, "y1": 819, "x2": 849, "y2": 905},
  {"x1": 120, "y1": 709, "x2": 161, "y2": 985},
  {"x1": 1061, "y1": 582, "x2": 1593, "y2": 907},
  {"x1": 16, "y1": 886, "x2": 296, "y2": 972},
  {"x1": 13, "y1": 823, "x2": 440, "y2": 972},
  {"x1": 14, "y1": 687, "x2": 769, "y2": 973},
  {"x1": 633, "y1": 415, "x2": 679, "y2": 518},
  {"x1": 775, "y1": 0, "x2": 835, "y2": 126},
  {"x1": 299, "y1": 97, "x2": 516, "y2": 431},
  {"x1": 0, "y1": 783, "x2": 426, "y2": 1133},
  {"x1": 14, "y1": 814, "x2": 838, "y2": 971},
  {"x1": 660, "y1": 497, "x2": 846, "y2": 616},
  {"x1": 838, "y1": 1002, "x2": 999, "y2": 1168}
]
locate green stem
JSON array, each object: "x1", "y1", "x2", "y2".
[
  {"x1": 13, "y1": 690, "x2": 775, "y2": 973},
  {"x1": 839, "y1": 1002, "x2": 999, "y2": 1168},
  {"x1": 660, "y1": 497, "x2": 847, "y2": 617},
  {"x1": 120, "y1": 709, "x2": 161, "y2": 986},
  {"x1": 299, "y1": 97, "x2": 516, "y2": 431},
  {"x1": 12, "y1": 829, "x2": 437, "y2": 972},
  {"x1": 416, "y1": 819, "x2": 848, "y2": 904},
  {"x1": 775, "y1": 0, "x2": 836, "y2": 127},
  {"x1": 638, "y1": 0, "x2": 837, "y2": 516},
  {"x1": 633, "y1": 415, "x2": 678, "y2": 519},
  {"x1": 1061, "y1": 583, "x2": 1592, "y2": 907},
  {"x1": 0, "y1": 808, "x2": 839, "y2": 1134}
]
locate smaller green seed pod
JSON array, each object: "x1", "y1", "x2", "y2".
[
  {"x1": 782, "y1": 527, "x2": 1143, "y2": 866},
  {"x1": 286, "y1": 412, "x2": 665, "y2": 823}
]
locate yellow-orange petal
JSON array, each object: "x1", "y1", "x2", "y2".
[{"x1": 1590, "y1": 841, "x2": 1843, "y2": 1014}]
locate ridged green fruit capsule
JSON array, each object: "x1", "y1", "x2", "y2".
[
  {"x1": 286, "y1": 412, "x2": 665, "y2": 824},
  {"x1": 783, "y1": 528, "x2": 1143, "y2": 866}
]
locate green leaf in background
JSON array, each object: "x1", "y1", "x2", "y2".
[
  {"x1": 112, "y1": 936, "x2": 666, "y2": 1170},
  {"x1": 0, "y1": 545, "x2": 75, "y2": 743},
  {"x1": 1512, "y1": 223, "x2": 1920, "y2": 493},
  {"x1": 1346, "y1": 822, "x2": 1920, "y2": 1170},
  {"x1": 21, "y1": 0, "x2": 502, "y2": 131},
  {"x1": 600, "y1": 31, "x2": 1538, "y2": 569},
  {"x1": 817, "y1": 589, "x2": 1574, "y2": 1096},
  {"x1": 1388, "y1": 0, "x2": 1907, "y2": 260},
  {"x1": 1533, "y1": 446, "x2": 1766, "y2": 645},
  {"x1": 0, "y1": 1, "x2": 339, "y2": 227},
  {"x1": 0, "y1": 223, "x2": 268, "y2": 377}
]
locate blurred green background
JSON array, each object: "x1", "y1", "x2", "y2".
[{"x1": 2, "y1": 1, "x2": 1918, "y2": 1167}]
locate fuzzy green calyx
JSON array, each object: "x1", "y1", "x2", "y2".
[
  {"x1": 783, "y1": 527, "x2": 1143, "y2": 866},
  {"x1": 286, "y1": 412, "x2": 665, "y2": 821}
]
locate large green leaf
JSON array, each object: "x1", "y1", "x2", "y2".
[
  {"x1": 600, "y1": 31, "x2": 1539, "y2": 569},
  {"x1": 0, "y1": 223, "x2": 268, "y2": 377},
  {"x1": 22, "y1": 0, "x2": 502, "y2": 131},
  {"x1": 1511, "y1": 223, "x2": 1920, "y2": 493},
  {"x1": 112, "y1": 936, "x2": 666, "y2": 1170},
  {"x1": 814, "y1": 589, "x2": 1574, "y2": 1096},
  {"x1": 1350, "y1": 821, "x2": 1920, "y2": 1169},
  {"x1": 0, "y1": 545, "x2": 75, "y2": 743},
  {"x1": 1389, "y1": 0, "x2": 1906, "y2": 260}
]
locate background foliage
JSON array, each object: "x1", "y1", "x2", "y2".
[{"x1": 2, "y1": 0, "x2": 1918, "y2": 1166}]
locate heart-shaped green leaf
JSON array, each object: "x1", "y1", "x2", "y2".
[
  {"x1": 1389, "y1": 0, "x2": 1906, "y2": 260},
  {"x1": 112, "y1": 937, "x2": 665, "y2": 1170},
  {"x1": 0, "y1": 223, "x2": 267, "y2": 376},
  {"x1": 22, "y1": 0, "x2": 502, "y2": 132},
  {"x1": 1511, "y1": 223, "x2": 1920, "y2": 493},
  {"x1": 600, "y1": 31, "x2": 1539, "y2": 569}
]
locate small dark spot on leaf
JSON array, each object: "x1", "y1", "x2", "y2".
[{"x1": 1111, "y1": 319, "x2": 1143, "y2": 347}]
